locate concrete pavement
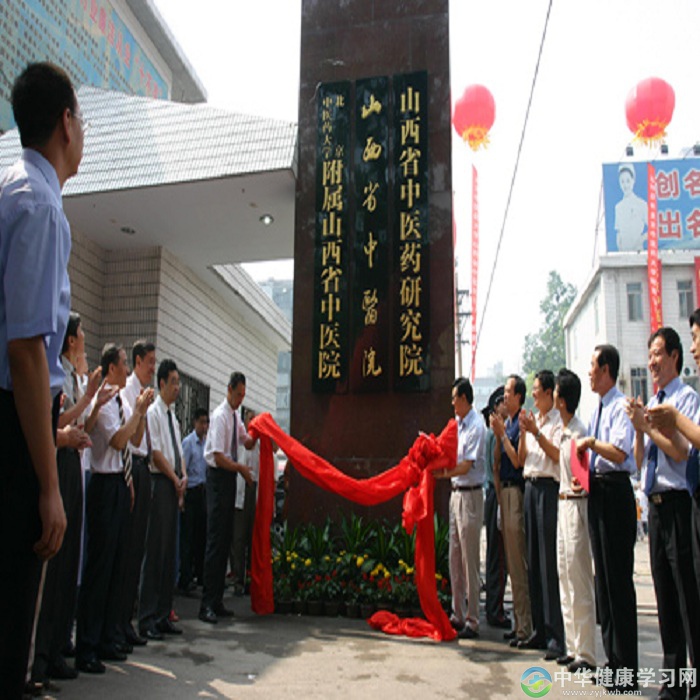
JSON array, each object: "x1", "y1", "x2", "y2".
[{"x1": 38, "y1": 538, "x2": 669, "y2": 699}]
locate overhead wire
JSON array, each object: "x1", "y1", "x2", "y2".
[{"x1": 472, "y1": 0, "x2": 554, "y2": 370}]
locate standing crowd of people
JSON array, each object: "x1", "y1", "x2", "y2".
[
  {"x1": 441, "y1": 329, "x2": 700, "y2": 696},
  {"x1": 2, "y1": 60, "x2": 699, "y2": 700},
  {"x1": 0, "y1": 63, "x2": 260, "y2": 700}
]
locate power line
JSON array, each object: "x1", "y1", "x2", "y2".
[{"x1": 473, "y1": 0, "x2": 554, "y2": 363}]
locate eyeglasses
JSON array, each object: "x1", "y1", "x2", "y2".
[{"x1": 72, "y1": 110, "x2": 89, "y2": 133}]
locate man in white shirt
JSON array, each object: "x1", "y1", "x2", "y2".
[
  {"x1": 436, "y1": 377, "x2": 485, "y2": 639},
  {"x1": 554, "y1": 369, "x2": 596, "y2": 674},
  {"x1": 118, "y1": 340, "x2": 156, "y2": 648},
  {"x1": 139, "y1": 359, "x2": 186, "y2": 640},
  {"x1": 199, "y1": 372, "x2": 256, "y2": 624},
  {"x1": 231, "y1": 407, "x2": 260, "y2": 596},
  {"x1": 518, "y1": 369, "x2": 564, "y2": 660},
  {"x1": 76, "y1": 344, "x2": 153, "y2": 674}
]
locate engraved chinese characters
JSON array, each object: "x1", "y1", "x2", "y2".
[{"x1": 313, "y1": 72, "x2": 430, "y2": 393}]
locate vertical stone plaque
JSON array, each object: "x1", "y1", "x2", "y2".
[{"x1": 291, "y1": 0, "x2": 454, "y2": 524}]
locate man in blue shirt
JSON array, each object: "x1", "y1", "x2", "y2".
[
  {"x1": 576, "y1": 344, "x2": 638, "y2": 691},
  {"x1": 628, "y1": 328, "x2": 700, "y2": 699},
  {"x1": 0, "y1": 62, "x2": 83, "y2": 699},
  {"x1": 179, "y1": 408, "x2": 209, "y2": 593}
]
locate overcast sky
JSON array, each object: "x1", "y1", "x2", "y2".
[{"x1": 152, "y1": 0, "x2": 700, "y2": 376}]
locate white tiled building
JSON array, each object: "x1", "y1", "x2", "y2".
[{"x1": 563, "y1": 251, "x2": 699, "y2": 421}]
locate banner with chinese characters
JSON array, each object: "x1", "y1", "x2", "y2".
[
  {"x1": 352, "y1": 77, "x2": 390, "y2": 391},
  {"x1": 647, "y1": 164, "x2": 663, "y2": 332},
  {"x1": 313, "y1": 82, "x2": 351, "y2": 392},
  {"x1": 394, "y1": 71, "x2": 430, "y2": 392},
  {"x1": 312, "y1": 72, "x2": 430, "y2": 394},
  {"x1": 471, "y1": 165, "x2": 479, "y2": 382},
  {"x1": 602, "y1": 157, "x2": 700, "y2": 252}
]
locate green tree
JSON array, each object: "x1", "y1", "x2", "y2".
[{"x1": 521, "y1": 271, "x2": 577, "y2": 377}]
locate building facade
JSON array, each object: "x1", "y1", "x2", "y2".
[
  {"x1": 564, "y1": 251, "x2": 699, "y2": 421},
  {"x1": 0, "y1": 2, "x2": 295, "y2": 429}
]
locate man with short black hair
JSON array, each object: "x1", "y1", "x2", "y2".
[
  {"x1": 518, "y1": 370, "x2": 564, "y2": 660},
  {"x1": 436, "y1": 378, "x2": 485, "y2": 639},
  {"x1": 139, "y1": 359, "x2": 186, "y2": 639},
  {"x1": 482, "y1": 386, "x2": 510, "y2": 630},
  {"x1": 649, "y1": 309, "x2": 700, "y2": 592},
  {"x1": 118, "y1": 339, "x2": 156, "y2": 647},
  {"x1": 491, "y1": 374, "x2": 532, "y2": 647},
  {"x1": 576, "y1": 344, "x2": 638, "y2": 689},
  {"x1": 76, "y1": 344, "x2": 153, "y2": 674},
  {"x1": 0, "y1": 62, "x2": 84, "y2": 699},
  {"x1": 554, "y1": 369, "x2": 595, "y2": 674},
  {"x1": 179, "y1": 408, "x2": 209, "y2": 593},
  {"x1": 627, "y1": 327, "x2": 700, "y2": 697},
  {"x1": 199, "y1": 372, "x2": 256, "y2": 624}
]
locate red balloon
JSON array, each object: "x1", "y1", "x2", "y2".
[
  {"x1": 625, "y1": 77, "x2": 675, "y2": 145},
  {"x1": 452, "y1": 85, "x2": 495, "y2": 151}
]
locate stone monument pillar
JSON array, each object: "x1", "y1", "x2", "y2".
[{"x1": 289, "y1": 0, "x2": 454, "y2": 524}]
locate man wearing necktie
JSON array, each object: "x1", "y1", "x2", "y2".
[
  {"x1": 648, "y1": 310, "x2": 700, "y2": 595},
  {"x1": 76, "y1": 344, "x2": 152, "y2": 674},
  {"x1": 575, "y1": 344, "x2": 638, "y2": 691},
  {"x1": 628, "y1": 327, "x2": 700, "y2": 700},
  {"x1": 138, "y1": 360, "x2": 187, "y2": 639},
  {"x1": 199, "y1": 372, "x2": 256, "y2": 624}
]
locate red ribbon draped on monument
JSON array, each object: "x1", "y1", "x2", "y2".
[{"x1": 247, "y1": 412, "x2": 458, "y2": 642}]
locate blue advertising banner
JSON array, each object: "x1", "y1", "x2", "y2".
[
  {"x1": 603, "y1": 158, "x2": 700, "y2": 252},
  {"x1": 1, "y1": 0, "x2": 169, "y2": 132}
]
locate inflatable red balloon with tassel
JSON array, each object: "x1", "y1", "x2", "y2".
[
  {"x1": 625, "y1": 77, "x2": 675, "y2": 146},
  {"x1": 452, "y1": 84, "x2": 495, "y2": 151}
]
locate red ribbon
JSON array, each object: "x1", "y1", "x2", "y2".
[{"x1": 248, "y1": 413, "x2": 457, "y2": 642}]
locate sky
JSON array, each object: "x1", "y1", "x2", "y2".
[{"x1": 152, "y1": 0, "x2": 700, "y2": 377}]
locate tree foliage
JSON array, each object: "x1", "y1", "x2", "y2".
[{"x1": 521, "y1": 271, "x2": 577, "y2": 377}]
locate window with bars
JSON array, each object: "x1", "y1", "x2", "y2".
[
  {"x1": 678, "y1": 279, "x2": 694, "y2": 321},
  {"x1": 630, "y1": 367, "x2": 648, "y2": 404},
  {"x1": 627, "y1": 282, "x2": 643, "y2": 322},
  {"x1": 174, "y1": 371, "x2": 210, "y2": 438}
]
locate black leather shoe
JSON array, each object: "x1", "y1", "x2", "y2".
[
  {"x1": 125, "y1": 624, "x2": 148, "y2": 646},
  {"x1": 503, "y1": 630, "x2": 517, "y2": 640},
  {"x1": 199, "y1": 607, "x2": 218, "y2": 624},
  {"x1": 557, "y1": 655, "x2": 574, "y2": 665},
  {"x1": 458, "y1": 626, "x2": 479, "y2": 639},
  {"x1": 97, "y1": 646, "x2": 127, "y2": 661},
  {"x1": 509, "y1": 638, "x2": 521, "y2": 647},
  {"x1": 76, "y1": 657, "x2": 106, "y2": 674},
  {"x1": 518, "y1": 636, "x2": 546, "y2": 650},
  {"x1": 48, "y1": 655, "x2": 79, "y2": 679},
  {"x1": 115, "y1": 641, "x2": 133, "y2": 654},
  {"x1": 488, "y1": 617, "x2": 512, "y2": 629},
  {"x1": 544, "y1": 650, "x2": 561, "y2": 661},
  {"x1": 213, "y1": 605, "x2": 234, "y2": 618},
  {"x1": 568, "y1": 660, "x2": 595, "y2": 674},
  {"x1": 143, "y1": 626, "x2": 164, "y2": 641},
  {"x1": 156, "y1": 618, "x2": 183, "y2": 635}
]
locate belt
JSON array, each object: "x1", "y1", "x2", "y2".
[
  {"x1": 592, "y1": 470, "x2": 629, "y2": 482},
  {"x1": 559, "y1": 492, "x2": 587, "y2": 501},
  {"x1": 649, "y1": 489, "x2": 688, "y2": 506},
  {"x1": 452, "y1": 484, "x2": 483, "y2": 492},
  {"x1": 525, "y1": 476, "x2": 556, "y2": 483},
  {"x1": 500, "y1": 480, "x2": 522, "y2": 489},
  {"x1": 188, "y1": 483, "x2": 205, "y2": 491}
]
